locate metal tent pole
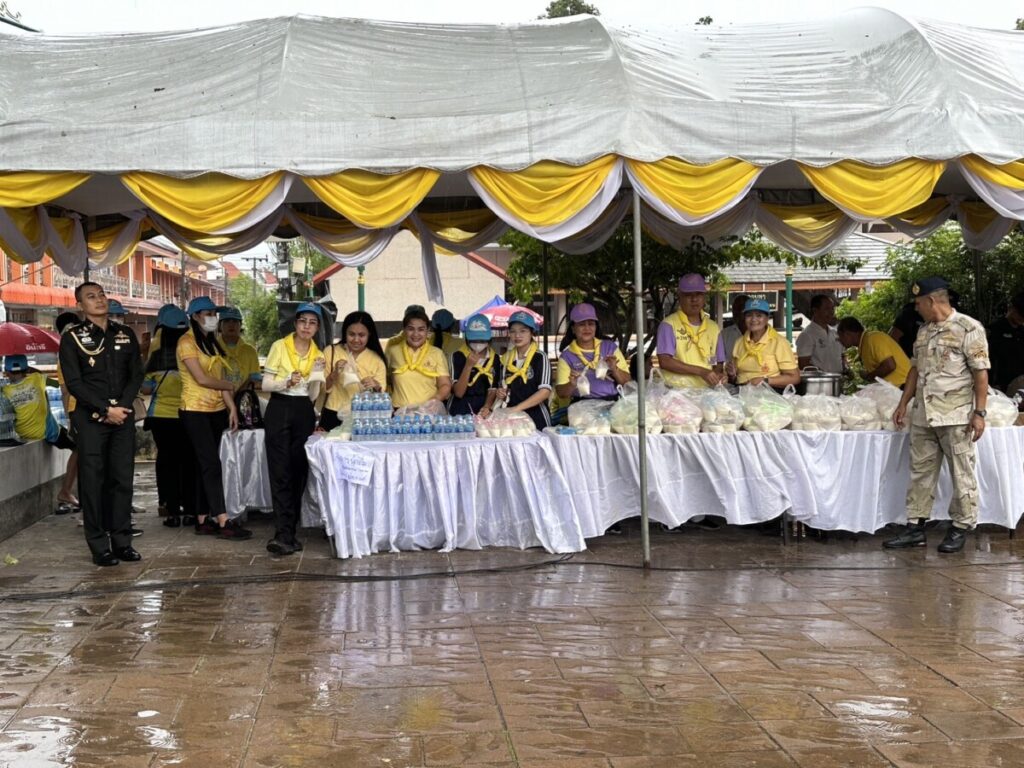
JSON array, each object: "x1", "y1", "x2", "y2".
[
  {"x1": 542, "y1": 243, "x2": 550, "y2": 356},
  {"x1": 632, "y1": 191, "x2": 650, "y2": 568}
]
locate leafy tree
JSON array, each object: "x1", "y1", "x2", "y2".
[
  {"x1": 539, "y1": 0, "x2": 599, "y2": 18},
  {"x1": 696, "y1": 16, "x2": 714, "y2": 25},
  {"x1": 504, "y1": 226, "x2": 861, "y2": 353},
  {"x1": 837, "y1": 226, "x2": 1024, "y2": 331},
  {"x1": 228, "y1": 274, "x2": 279, "y2": 354},
  {"x1": 0, "y1": 2, "x2": 20, "y2": 20},
  {"x1": 285, "y1": 238, "x2": 333, "y2": 300}
]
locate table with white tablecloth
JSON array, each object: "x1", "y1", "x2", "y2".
[
  {"x1": 545, "y1": 427, "x2": 1024, "y2": 537},
  {"x1": 304, "y1": 433, "x2": 586, "y2": 559}
]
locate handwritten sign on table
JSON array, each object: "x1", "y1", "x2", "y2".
[{"x1": 338, "y1": 451, "x2": 374, "y2": 486}]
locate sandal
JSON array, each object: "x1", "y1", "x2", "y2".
[{"x1": 55, "y1": 501, "x2": 80, "y2": 515}]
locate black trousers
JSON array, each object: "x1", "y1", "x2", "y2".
[
  {"x1": 149, "y1": 417, "x2": 194, "y2": 517},
  {"x1": 72, "y1": 409, "x2": 135, "y2": 556},
  {"x1": 180, "y1": 409, "x2": 228, "y2": 519},
  {"x1": 264, "y1": 394, "x2": 316, "y2": 542}
]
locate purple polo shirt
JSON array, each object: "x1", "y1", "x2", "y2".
[
  {"x1": 656, "y1": 319, "x2": 726, "y2": 363},
  {"x1": 561, "y1": 339, "x2": 621, "y2": 399}
]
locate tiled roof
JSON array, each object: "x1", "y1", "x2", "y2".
[{"x1": 722, "y1": 232, "x2": 893, "y2": 284}]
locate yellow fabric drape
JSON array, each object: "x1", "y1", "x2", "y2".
[
  {"x1": 406, "y1": 209, "x2": 501, "y2": 255},
  {"x1": 121, "y1": 172, "x2": 285, "y2": 232},
  {"x1": 626, "y1": 157, "x2": 760, "y2": 218},
  {"x1": 759, "y1": 203, "x2": 850, "y2": 252},
  {"x1": 960, "y1": 156, "x2": 1024, "y2": 191},
  {"x1": 888, "y1": 198, "x2": 950, "y2": 228},
  {"x1": 799, "y1": 159, "x2": 946, "y2": 219},
  {"x1": 86, "y1": 218, "x2": 147, "y2": 264},
  {"x1": 959, "y1": 202, "x2": 1001, "y2": 234},
  {"x1": 0, "y1": 207, "x2": 43, "y2": 263},
  {"x1": 289, "y1": 211, "x2": 387, "y2": 255},
  {"x1": 303, "y1": 168, "x2": 439, "y2": 230},
  {"x1": 469, "y1": 156, "x2": 618, "y2": 228},
  {"x1": 0, "y1": 172, "x2": 91, "y2": 208}
]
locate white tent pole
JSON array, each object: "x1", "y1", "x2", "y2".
[{"x1": 632, "y1": 191, "x2": 651, "y2": 568}]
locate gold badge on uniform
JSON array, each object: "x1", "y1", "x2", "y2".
[{"x1": 911, "y1": 283, "x2": 920, "y2": 295}]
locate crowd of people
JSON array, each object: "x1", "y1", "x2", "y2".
[{"x1": 1, "y1": 271, "x2": 1021, "y2": 564}]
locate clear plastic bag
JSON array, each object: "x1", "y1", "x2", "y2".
[
  {"x1": 396, "y1": 400, "x2": 447, "y2": 417},
  {"x1": 853, "y1": 380, "x2": 904, "y2": 431},
  {"x1": 568, "y1": 399, "x2": 614, "y2": 435},
  {"x1": 739, "y1": 382, "x2": 793, "y2": 432},
  {"x1": 987, "y1": 388, "x2": 1020, "y2": 428},
  {"x1": 698, "y1": 385, "x2": 745, "y2": 433},
  {"x1": 475, "y1": 410, "x2": 535, "y2": 438},
  {"x1": 839, "y1": 395, "x2": 883, "y2": 431},
  {"x1": 610, "y1": 382, "x2": 663, "y2": 435},
  {"x1": 655, "y1": 389, "x2": 703, "y2": 434},
  {"x1": 790, "y1": 394, "x2": 842, "y2": 432}
]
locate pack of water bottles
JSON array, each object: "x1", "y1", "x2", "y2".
[
  {"x1": 350, "y1": 391, "x2": 393, "y2": 417},
  {"x1": 46, "y1": 386, "x2": 68, "y2": 429},
  {"x1": 352, "y1": 413, "x2": 476, "y2": 442}
]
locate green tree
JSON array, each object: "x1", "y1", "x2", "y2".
[
  {"x1": 228, "y1": 274, "x2": 279, "y2": 354},
  {"x1": 539, "y1": 0, "x2": 599, "y2": 18},
  {"x1": 696, "y1": 16, "x2": 713, "y2": 25},
  {"x1": 837, "y1": 226, "x2": 1024, "y2": 331},
  {"x1": 286, "y1": 238, "x2": 333, "y2": 300},
  {"x1": 504, "y1": 227, "x2": 860, "y2": 353}
]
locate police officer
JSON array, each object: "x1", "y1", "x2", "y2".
[
  {"x1": 884, "y1": 278, "x2": 990, "y2": 554},
  {"x1": 58, "y1": 282, "x2": 144, "y2": 566}
]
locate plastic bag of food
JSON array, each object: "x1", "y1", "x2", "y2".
[
  {"x1": 610, "y1": 383, "x2": 663, "y2": 435},
  {"x1": 839, "y1": 395, "x2": 883, "y2": 431},
  {"x1": 853, "y1": 380, "x2": 904, "y2": 431},
  {"x1": 987, "y1": 388, "x2": 1020, "y2": 427},
  {"x1": 475, "y1": 410, "x2": 535, "y2": 438},
  {"x1": 790, "y1": 394, "x2": 843, "y2": 431},
  {"x1": 396, "y1": 400, "x2": 447, "y2": 417},
  {"x1": 698, "y1": 385, "x2": 745, "y2": 433},
  {"x1": 739, "y1": 382, "x2": 793, "y2": 432},
  {"x1": 568, "y1": 399, "x2": 614, "y2": 435},
  {"x1": 655, "y1": 389, "x2": 703, "y2": 434}
]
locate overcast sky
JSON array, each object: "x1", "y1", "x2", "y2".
[{"x1": 8, "y1": 0, "x2": 1021, "y2": 34}]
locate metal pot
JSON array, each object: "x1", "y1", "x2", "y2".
[{"x1": 799, "y1": 366, "x2": 843, "y2": 397}]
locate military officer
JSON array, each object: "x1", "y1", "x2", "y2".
[
  {"x1": 58, "y1": 282, "x2": 145, "y2": 566},
  {"x1": 884, "y1": 278, "x2": 990, "y2": 554}
]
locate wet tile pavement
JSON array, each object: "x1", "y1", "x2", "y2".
[{"x1": 1, "y1": 463, "x2": 1024, "y2": 766}]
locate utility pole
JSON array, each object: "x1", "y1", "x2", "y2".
[{"x1": 237, "y1": 255, "x2": 264, "y2": 298}]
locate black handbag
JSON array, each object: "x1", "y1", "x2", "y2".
[{"x1": 234, "y1": 389, "x2": 264, "y2": 430}]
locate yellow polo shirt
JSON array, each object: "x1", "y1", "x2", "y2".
[
  {"x1": 732, "y1": 330, "x2": 797, "y2": 385},
  {"x1": 860, "y1": 330, "x2": 911, "y2": 388},
  {"x1": 658, "y1": 311, "x2": 722, "y2": 389},
  {"x1": 324, "y1": 345, "x2": 388, "y2": 413},
  {"x1": 177, "y1": 331, "x2": 226, "y2": 412},
  {"x1": 386, "y1": 344, "x2": 449, "y2": 408},
  {"x1": 1, "y1": 374, "x2": 48, "y2": 440},
  {"x1": 221, "y1": 339, "x2": 261, "y2": 390}
]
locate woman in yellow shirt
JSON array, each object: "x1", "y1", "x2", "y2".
[
  {"x1": 728, "y1": 298, "x2": 800, "y2": 390},
  {"x1": 320, "y1": 311, "x2": 388, "y2": 431},
  {"x1": 177, "y1": 296, "x2": 252, "y2": 541},
  {"x1": 386, "y1": 306, "x2": 451, "y2": 409},
  {"x1": 142, "y1": 305, "x2": 193, "y2": 529},
  {"x1": 262, "y1": 303, "x2": 326, "y2": 556}
]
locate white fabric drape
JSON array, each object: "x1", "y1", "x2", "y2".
[
  {"x1": 0, "y1": 206, "x2": 88, "y2": 274},
  {"x1": 89, "y1": 210, "x2": 147, "y2": 269},
  {"x1": 468, "y1": 159, "x2": 624, "y2": 243},
  {"x1": 148, "y1": 208, "x2": 286, "y2": 256},
  {"x1": 642, "y1": 195, "x2": 758, "y2": 250},
  {"x1": 885, "y1": 199, "x2": 955, "y2": 240},
  {"x1": 959, "y1": 161, "x2": 1024, "y2": 221},
  {"x1": 552, "y1": 193, "x2": 631, "y2": 255},
  {"x1": 752, "y1": 205, "x2": 861, "y2": 259},
  {"x1": 285, "y1": 209, "x2": 398, "y2": 266},
  {"x1": 407, "y1": 212, "x2": 509, "y2": 304},
  {"x1": 219, "y1": 429, "x2": 320, "y2": 522},
  {"x1": 626, "y1": 165, "x2": 762, "y2": 228},
  {"x1": 954, "y1": 203, "x2": 1018, "y2": 252}
]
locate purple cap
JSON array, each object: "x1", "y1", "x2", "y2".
[
  {"x1": 569, "y1": 303, "x2": 598, "y2": 324},
  {"x1": 678, "y1": 274, "x2": 707, "y2": 293}
]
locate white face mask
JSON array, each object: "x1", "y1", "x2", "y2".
[
  {"x1": 469, "y1": 341, "x2": 490, "y2": 353},
  {"x1": 201, "y1": 317, "x2": 219, "y2": 333}
]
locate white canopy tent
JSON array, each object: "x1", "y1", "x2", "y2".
[{"x1": 2, "y1": 10, "x2": 1023, "y2": 562}]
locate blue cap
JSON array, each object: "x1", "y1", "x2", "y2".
[
  {"x1": 463, "y1": 313, "x2": 492, "y2": 342},
  {"x1": 156, "y1": 306, "x2": 188, "y2": 329},
  {"x1": 218, "y1": 306, "x2": 243, "y2": 322},
  {"x1": 107, "y1": 299, "x2": 126, "y2": 316},
  {"x1": 295, "y1": 302, "x2": 321, "y2": 320},
  {"x1": 186, "y1": 296, "x2": 219, "y2": 315},
  {"x1": 508, "y1": 311, "x2": 538, "y2": 332},
  {"x1": 431, "y1": 308, "x2": 456, "y2": 331},
  {"x1": 911, "y1": 277, "x2": 950, "y2": 297},
  {"x1": 3, "y1": 355, "x2": 28, "y2": 373},
  {"x1": 744, "y1": 298, "x2": 772, "y2": 315}
]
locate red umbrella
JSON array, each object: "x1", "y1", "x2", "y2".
[
  {"x1": 0, "y1": 322, "x2": 61, "y2": 356},
  {"x1": 465, "y1": 297, "x2": 544, "y2": 331}
]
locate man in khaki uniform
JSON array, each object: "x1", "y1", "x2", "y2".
[{"x1": 884, "y1": 278, "x2": 990, "y2": 554}]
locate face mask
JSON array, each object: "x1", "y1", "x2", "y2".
[
  {"x1": 469, "y1": 342, "x2": 489, "y2": 353},
  {"x1": 201, "y1": 317, "x2": 218, "y2": 333}
]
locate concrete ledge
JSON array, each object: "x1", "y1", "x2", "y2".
[{"x1": 0, "y1": 440, "x2": 70, "y2": 543}]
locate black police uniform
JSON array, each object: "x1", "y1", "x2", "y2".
[{"x1": 58, "y1": 319, "x2": 144, "y2": 558}]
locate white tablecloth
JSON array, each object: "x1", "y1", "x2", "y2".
[
  {"x1": 545, "y1": 427, "x2": 1024, "y2": 536},
  {"x1": 304, "y1": 434, "x2": 585, "y2": 559}
]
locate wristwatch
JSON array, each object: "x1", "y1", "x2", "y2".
[{"x1": 974, "y1": 409, "x2": 987, "y2": 418}]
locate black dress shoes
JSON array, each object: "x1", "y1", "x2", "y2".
[
  {"x1": 92, "y1": 551, "x2": 120, "y2": 567},
  {"x1": 113, "y1": 546, "x2": 142, "y2": 562},
  {"x1": 883, "y1": 520, "x2": 927, "y2": 549},
  {"x1": 938, "y1": 526, "x2": 969, "y2": 554}
]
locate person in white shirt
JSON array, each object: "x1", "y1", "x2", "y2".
[
  {"x1": 796, "y1": 294, "x2": 845, "y2": 373},
  {"x1": 720, "y1": 294, "x2": 749, "y2": 366}
]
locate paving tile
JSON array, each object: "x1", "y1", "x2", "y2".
[
  {"x1": 877, "y1": 740, "x2": 1024, "y2": 768},
  {"x1": 510, "y1": 726, "x2": 692, "y2": 760},
  {"x1": 922, "y1": 709, "x2": 1024, "y2": 740},
  {"x1": 422, "y1": 731, "x2": 514, "y2": 765}
]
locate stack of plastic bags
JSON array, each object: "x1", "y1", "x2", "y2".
[
  {"x1": 697, "y1": 386, "x2": 745, "y2": 433},
  {"x1": 839, "y1": 396, "x2": 884, "y2": 431},
  {"x1": 853, "y1": 380, "x2": 905, "y2": 432},
  {"x1": 475, "y1": 411, "x2": 535, "y2": 438},
  {"x1": 987, "y1": 388, "x2": 1021, "y2": 427},
  {"x1": 654, "y1": 389, "x2": 703, "y2": 434},
  {"x1": 610, "y1": 383, "x2": 663, "y2": 435},
  {"x1": 790, "y1": 394, "x2": 842, "y2": 431},
  {"x1": 568, "y1": 399, "x2": 614, "y2": 435},
  {"x1": 739, "y1": 383, "x2": 793, "y2": 432}
]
